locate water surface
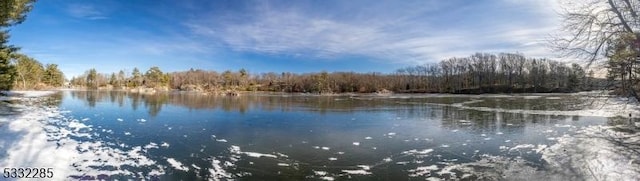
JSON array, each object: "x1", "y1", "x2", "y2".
[{"x1": 3, "y1": 91, "x2": 636, "y2": 180}]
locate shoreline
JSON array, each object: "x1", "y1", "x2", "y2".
[
  {"x1": 4, "y1": 89, "x2": 637, "y2": 119},
  {"x1": 0, "y1": 90, "x2": 60, "y2": 99},
  {"x1": 3, "y1": 87, "x2": 614, "y2": 96}
]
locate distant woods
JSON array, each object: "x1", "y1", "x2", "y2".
[
  {"x1": 70, "y1": 52, "x2": 596, "y2": 94},
  {"x1": 71, "y1": 67, "x2": 170, "y2": 90},
  {"x1": 394, "y1": 53, "x2": 593, "y2": 93}
]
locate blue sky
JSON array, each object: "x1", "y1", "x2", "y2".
[{"x1": 8, "y1": 0, "x2": 561, "y2": 78}]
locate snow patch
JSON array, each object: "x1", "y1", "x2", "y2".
[
  {"x1": 541, "y1": 125, "x2": 640, "y2": 180},
  {"x1": 229, "y1": 145, "x2": 281, "y2": 159},
  {"x1": 314, "y1": 170, "x2": 328, "y2": 176},
  {"x1": 2, "y1": 90, "x2": 57, "y2": 97},
  {"x1": 243, "y1": 152, "x2": 277, "y2": 158},
  {"x1": 451, "y1": 95, "x2": 640, "y2": 118},
  {"x1": 357, "y1": 165, "x2": 370, "y2": 170},
  {"x1": 408, "y1": 165, "x2": 438, "y2": 177},
  {"x1": 402, "y1": 149, "x2": 434, "y2": 156},
  {"x1": 341, "y1": 169, "x2": 371, "y2": 175},
  {"x1": 167, "y1": 158, "x2": 189, "y2": 171},
  {"x1": 383, "y1": 157, "x2": 392, "y2": 162},
  {"x1": 209, "y1": 158, "x2": 233, "y2": 180},
  {"x1": 144, "y1": 142, "x2": 159, "y2": 150},
  {"x1": 161, "y1": 142, "x2": 170, "y2": 148},
  {"x1": 509, "y1": 144, "x2": 535, "y2": 152},
  {"x1": 320, "y1": 176, "x2": 335, "y2": 181},
  {"x1": 0, "y1": 97, "x2": 164, "y2": 180}
]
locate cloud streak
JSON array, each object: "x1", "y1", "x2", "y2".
[
  {"x1": 11, "y1": 0, "x2": 566, "y2": 78},
  {"x1": 67, "y1": 4, "x2": 108, "y2": 20},
  {"x1": 184, "y1": 0, "x2": 562, "y2": 64}
]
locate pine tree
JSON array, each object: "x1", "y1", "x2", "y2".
[
  {"x1": 131, "y1": 68, "x2": 142, "y2": 87},
  {"x1": 86, "y1": 68, "x2": 97, "y2": 88},
  {"x1": 0, "y1": 0, "x2": 36, "y2": 91},
  {"x1": 42, "y1": 64, "x2": 64, "y2": 87},
  {"x1": 109, "y1": 73, "x2": 117, "y2": 86},
  {"x1": 0, "y1": 49, "x2": 15, "y2": 90},
  {"x1": 144, "y1": 66, "x2": 163, "y2": 87},
  {"x1": 606, "y1": 33, "x2": 638, "y2": 96}
]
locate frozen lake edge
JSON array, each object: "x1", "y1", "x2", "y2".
[{"x1": 1, "y1": 91, "x2": 640, "y2": 180}]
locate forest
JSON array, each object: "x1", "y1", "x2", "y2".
[
  {"x1": 65, "y1": 52, "x2": 598, "y2": 94},
  {"x1": 10, "y1": 53, "x2": 64, "y2": 89},
  {"x1": 0, "y1": 0, "x2": 64, "y2": 91}
]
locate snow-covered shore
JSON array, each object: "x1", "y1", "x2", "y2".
[
  {"x1": 429, "y1": 124, "x2": 640, "y2": 180},
  {"x1": 0, "y1": 90, "x2": 59, "y2": 101},
  {"x1": 542, "y1": 125, "x2": 640, "y2": 180},
  {"x1": 0, "y1": 90, "x2": 58, "y2": 97},
  {"x1": 431, "y1": 91, "x2": 640, "y2": 118},
  {"x1": 0, "y1": 91, "x2": 164, "y2": 180}
]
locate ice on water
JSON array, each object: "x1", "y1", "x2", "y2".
[{"x1": 167, "y1": 158, "x2": 189, "y2": 171}]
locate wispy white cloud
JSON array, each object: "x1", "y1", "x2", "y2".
[
  {"x1": 15, "y1": 0, "x2": 569, "y2": 77},
  {"x1": 67, "y1": 4, "x2": 108, "y2": 20},
  {"x1": 184, "y1": 0, "x2": 564, "y2": 64}
]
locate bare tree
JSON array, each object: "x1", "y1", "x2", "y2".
[{"x1": 553, "y1": 0, "x2": 640, "y2": 66}]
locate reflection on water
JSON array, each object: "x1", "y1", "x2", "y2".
[
  {"x1": 69, "y1": 91, "x2": 478, "y2": 115},
  {"x1": 2, "y1": 91, "x2": 639, "y2": 180}
]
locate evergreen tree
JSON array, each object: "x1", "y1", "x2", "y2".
[
  {"x1": 568, "y1": 63, "x2": 586, "y2": 91},
  {"x1": 42, "y1": 64, "x2": 64, "y2": 87},
  {"x1": 0, "y1": 0, "x2": 36, "y2": 91},
  {"x1": 144, "y1": 66, "x2": 163, "y2": 87},
  {"x1": 86, "y1": 68, "x2": 97, "y2": 88},
  {"x1": 0, "y1": 50, "x2": 15, "y2": 90},
  {"x1": 109, "y1": 73, "x2": 117, "y2": 86},
  {"x1": 117, "y1": 70, "x2": 125, "y2": 87},
  {"x1": 605, "y1": 33, "x2": 638, "y2": 96},
  {"x1": 14, "y1": 54, "x2": 43, "y2": 89},
  {"x1": 131, "y1": 68, "x2": 142, "y2": 87}
]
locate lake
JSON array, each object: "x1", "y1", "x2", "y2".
[{"x1": 1, "y1": 91, "x2": 639, "y2": 180}]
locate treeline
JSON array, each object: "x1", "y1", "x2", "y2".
[
  {"x1": 70, "y1": 67, "x2": 169, "y2": 89},
  {"x1": 11, "y1": 54, "x2": 65, "y2": 89},
  {"x1": 0, "y1": 52, "x2": 66, "y2": 90},
  {"x1": 393, "y1": 53, "x2": 591, "y2": 93},
  {"x1": 71, "y1": 52, "x2": 594, "y2": 94}
]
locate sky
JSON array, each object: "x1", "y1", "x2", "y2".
[{"x1": 8, "y1": 0, "x2": 562, "y2": 78}]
